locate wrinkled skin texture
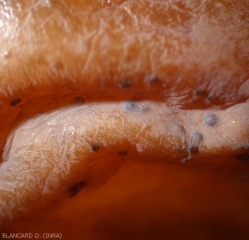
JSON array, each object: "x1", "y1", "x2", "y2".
[{"x1": 0, "y1": 0, "x2": 249, "y2": 239}]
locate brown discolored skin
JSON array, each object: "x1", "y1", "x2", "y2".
[{"x1": 0, "y1": 0, "x2": 249, "y2": 239}]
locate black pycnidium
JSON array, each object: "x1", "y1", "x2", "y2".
[
  {"x1": 205, "y1": 114, "x2": 217, "y2": 126},
  {"x1": 90, "y1": 144, "x2": 100, "y2": 152},
  {"x1": 68, "y1": 181, "x2": 86, "y2": 197},
  {"x1": 125, "y1": 100, "x2": 137, "y2": 111},
  {"x1": 10, "y1": 98, "x2": 21, "y2": 106},
  {"x1": 238, "y1": 154, "x2": 249, "y2": 162},
  {"x1": 118, "y1": 151, "x2": 127, "y2": 156},
  {"x1": 188, "y1": 145, "x2": 198, "y2": 154},
  {"x1": 194, "y1": 87, "x2": 206, "y2": 97}
]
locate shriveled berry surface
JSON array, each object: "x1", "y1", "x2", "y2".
[{"x1": 0, "y1": 0, "x2": 249, "y2": 239}]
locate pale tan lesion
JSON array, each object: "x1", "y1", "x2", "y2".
[
  {"x1": 0, "y1": 100, "x2": 248, "y2": 223},
  {"x1": 0, "y1": 0, "x2": 248, "y2": 108}
]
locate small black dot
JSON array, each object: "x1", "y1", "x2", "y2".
[
  {"x1": 238, "y1": 154, "x2": 249, "y2": 162},
  {"x1": 68, "y1": 181, "x2": 86, "y2": 197},
  {"x1": 125, "y1": 100, "x2": 137, "y2": 111},
  {"x1": 205, "y1": 114, "x2": 217, "y2": 126},
  {"x1": 194, "y1": 87, "x2": 206, "y2": 97},
  {"x1": 74, "y1": 96, "x2": 85, "y2": 105},
  {"x1": 118, "y1": 79, "x2": 131, "y2": 88},
  {"x1": 10, "y1": 99, "x2": 21, "y2": 106},
  {"x1": 188, "y1": 145, "x2": 198, "y2": 154},
  {"x1": 118, "y1": 151, "x2": 127, "y2": 156},
  {"x1": 90, "y1": 144, "x2": 100, "y2": 152}
]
